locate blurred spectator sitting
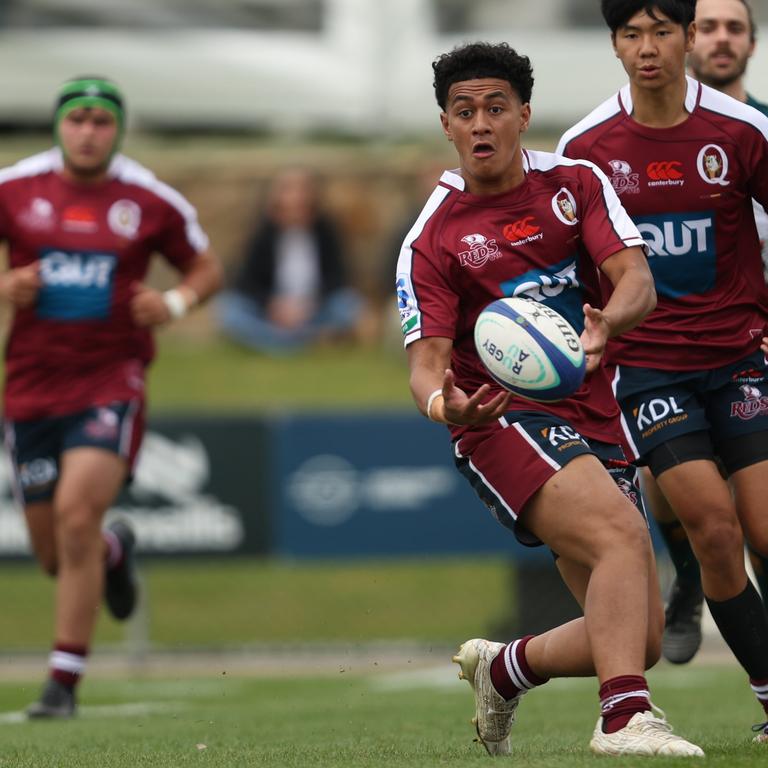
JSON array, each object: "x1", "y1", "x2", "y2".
[{"x1": 216, "y1": 167, "x2": 363, "y2": 353}]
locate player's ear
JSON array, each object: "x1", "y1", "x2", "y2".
[
  {"x1": 610, "y1": 32, "x2": 619, "y2": 57},
  {"x1": 440, "y1": 112, "x2": 452, "y2": 141},
  {"x1": 520, "y1": 103, "x2": 531, "y2": 134},
  {"x1": 685, "y1": 21, "x2": 696, "y2": 54}
]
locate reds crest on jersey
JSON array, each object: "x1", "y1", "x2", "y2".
[
  {"x1": 608, "y1": 159, "x2": 640, "y2": 196},
  {"x1": 457, "y1": 233, "x2": 501, "y2": 268}
]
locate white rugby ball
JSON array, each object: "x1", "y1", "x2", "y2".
[{"x1": 474, "y1": 297, "x2": 585, "y2": 402}]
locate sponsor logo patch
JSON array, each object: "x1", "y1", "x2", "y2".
[
  {"x1": 633, "y1": 396, "x2": 688, "y2": 438},
  {"x1": 503, "y1": 216, "x2": 542, "y2": 246},
  {"x1": 540, "y1": 424, "x2": 588, "y2": 451},
  {"x1": 62, "y1": 205, "x2": 98, "y2": 233},
  {"x1": 646, "y1": 161, "x2": 684, "y2": 188},
  {"x1": 396, "y1": 272, "x2": 420, "y2": 336},
  {"x1": 37, "y1": 249, "x2": 117, "y2": 320}
]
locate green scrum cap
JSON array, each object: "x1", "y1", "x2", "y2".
[{"x1": 54, "y1": 76, "x2": 125, "y2": 148}]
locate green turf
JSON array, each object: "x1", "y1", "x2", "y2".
[
  {"x1": 146, "y1": 337, "x2": 411, "y2": 412},
  {"x1": 0, "y1": 557, "x2": 512, "y2": 650},
  {"x1": 0, "y1": 664, "x2": 764, "y2": 767}
]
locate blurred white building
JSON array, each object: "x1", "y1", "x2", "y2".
[{"x1": 0, "y1": 0, "x2": 766, "y2": 135}]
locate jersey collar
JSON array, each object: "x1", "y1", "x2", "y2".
[{"x1": 618, "y1": 75, "x2": 701, "y2": 117}]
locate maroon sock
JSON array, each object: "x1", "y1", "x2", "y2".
[
  {"x1": 750, "y1": 677, "x2": 768, "y2": 718},
  {"x1": 103, "y1": 528, "x2": 124, "y2": 570},
  {"x1": 599, "y1": 675, "x2": 651, "y2": 734},
  {"x1": 49, "y1": 642, "x2": 88, "y2": 689},
  {"x1": 489, "y1": 635, "x2": 549, "y2": 701}
]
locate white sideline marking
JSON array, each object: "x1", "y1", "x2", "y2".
[
  {"x1": 370, "y1": 665, "x2": 463, "y2": 691},
  {"x1": 0, "y1": 700, "x2": 184, "y2": 725}
]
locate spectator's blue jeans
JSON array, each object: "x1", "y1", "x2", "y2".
[{"x1": 215, "y1": 289, "x2": 363, "y2": 354}]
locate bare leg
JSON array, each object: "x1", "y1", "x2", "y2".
[
  {"x1": 53, "y1": 447, "x2": 128, "y2": 646},
  {"x1": 521, "y1": 454, "x2": 652, "y2": 683}
]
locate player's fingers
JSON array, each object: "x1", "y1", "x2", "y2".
[{"x1": 465, "y1": 383, "x2": 491, "y2": 407}]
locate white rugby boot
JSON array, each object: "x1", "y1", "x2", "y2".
[
  {"x1": 452, "y1": 638, "x2": 523, "y2": 756},
  {"x1": 590, "y1": 706, "x2": 704, "y2": 757}
]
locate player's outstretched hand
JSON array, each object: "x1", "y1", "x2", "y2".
[
  {"x1": 581, "y1": 303, "x2": 610, "y2": 373},
  {"x1": 1, "y1": 263, "x2": 42, "y2": 308},
  {"x1": 130, "y1": 281, "x2": 172, "y2": 327},
  {"x1": 442, "y1": 368, "x2": 512, "y2": 425}
]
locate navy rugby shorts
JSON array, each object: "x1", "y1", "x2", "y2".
[
  {"x1": 613, "y1": 349, "x2": 768, "y2": 464},
  {"x1": 4, "y1": 400, "x2": 144, "y2": 504},
  {"x1": 453, "y1": 410, "x2": 644, "y2": 547}
]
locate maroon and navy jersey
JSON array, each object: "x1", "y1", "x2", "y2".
[
  {"x1": 557, "y1": 76, "x2": 768, "y2": 371},
  {"x1": 0, "y1": 148, "x2": 209, "y2": 420},
  {"x1": 396, "y1": 148, "x2": 646, "y2": 446}
]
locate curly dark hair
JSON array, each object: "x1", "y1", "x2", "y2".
[
  {"x1": 600, "y1": 0, "x2": 696, "y2": 33},
  {"x1": 432, "y1": 42, "x2": 534, "y2": 111}
]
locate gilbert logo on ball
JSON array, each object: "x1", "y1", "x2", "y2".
[{"x1": 474, "y1": 297, "x2": 585, "y2": 402}]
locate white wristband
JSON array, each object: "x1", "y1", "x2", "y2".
[
  {"x1": 163, "y1": 288, "x2": 188, "y2": 319},
  {"x1": 426, "y1": 388, "x2": 444, "y2": 422}
]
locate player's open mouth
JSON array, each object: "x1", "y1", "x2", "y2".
[{"x1": 472, "y1": 142, "x2": 495, "y2": 158}]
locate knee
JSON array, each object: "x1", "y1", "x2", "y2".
[
  {"x1": 55, "y1": 507, "x2": 102, "y2": 564},
  {"x1": 598, "y1": 512, "x2": 651, "y2": 565},
  {"x1": 689, "y1": 515, "x2": 743, "y2": 568}
]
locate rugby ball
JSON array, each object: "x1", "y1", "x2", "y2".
[{"x1": 474, "y1": 297, "x2": 585, "y2": 402}]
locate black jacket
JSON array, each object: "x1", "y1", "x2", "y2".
[{"x1": 234, "y1": 214, "x2": 348, "y2": 304}]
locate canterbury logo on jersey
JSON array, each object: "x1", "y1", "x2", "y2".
[
  {"x1": 503, "y1": 217, "x2": 540, "y2": 241},
  {"x1": 646, "y1": 161, "x2": 683, "y2": 181}
]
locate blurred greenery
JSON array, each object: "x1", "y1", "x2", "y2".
[
  {"x1": 147, "y1": 336, "x2": 411, "y2": 413},
  {"x1": 0, "y1": 556, "x2": 511, "y2": 650}
]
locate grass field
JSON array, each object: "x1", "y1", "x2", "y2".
[
  {"x1": 0, "y1": 557, "x2": 512, "y2": 650},
  {"x1": 146, "y1": 336, "x2": 411, "y2": 412},
  {"x1": 0, "y1": 663, "x2": 765, "y2": 767}
]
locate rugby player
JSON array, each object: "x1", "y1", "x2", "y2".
[
  {"x1": 397, "y1": 41, "x2": 702, "y2": 756},
  {"x1": 557, "y1": 0, "x2": 768, "y2": 742},
  {"x1": 0, "y1": 76, "x2": 222, "y2": 718}
]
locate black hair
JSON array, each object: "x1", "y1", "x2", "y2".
[
  {"x1": 600, "y1": 0, "x2": 696, "y2": 33},
  {"x1": 432, "y1": 42, "x2": 534, "y2": 111}
]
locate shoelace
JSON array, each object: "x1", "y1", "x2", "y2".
[
  {"x1": 751, "y1": 721, "x2": 768, "y2": 735},
  {"x1": 634, "y1": 703, "x2": 679, "y2": 738}
]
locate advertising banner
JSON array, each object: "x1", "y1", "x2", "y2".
[{"x1": 0, "y1": 415, "x2": 270, "y2": 558}]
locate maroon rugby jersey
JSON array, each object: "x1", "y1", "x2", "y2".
[
  {"x1": 0, "y1": 148, "x2": 208, "y2": 420},
  {"x1": 396, "y1": 149, "x2": 646, "y2": 446},
  {"x1": 557, "y1": 76, "x2": 768, "y2": 370}
]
